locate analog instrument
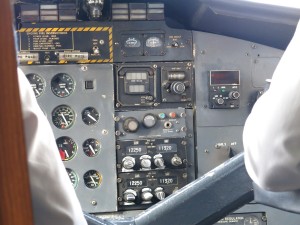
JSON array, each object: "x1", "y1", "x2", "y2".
[
  {"x1": 51, "y1": 73, "x2": 75, "y2": 98},
  {"x1": 66, "y1": 168, "x2": 79, "y2": 189},
  {"x1": 56, "y1": 136, "x2": 77, "y2": 161},
  {"x1": 83, "y1": 138, "x2": 101, "y2": 157},
  {"x1": 84, "y1": 170, "x2": 102, "y2": 189},
  {"x1": 26, "y1": 73, "x2": 45, "y2": 98},
  {"x1": 82, "y1": 107, "x2": 100, "y2": 125},
  {"x1": 52, "y1": 105, "x2": 75, "y2": 129},
  {"x1": 145, "y1": 37, "x2": 163, "y2": 48}
]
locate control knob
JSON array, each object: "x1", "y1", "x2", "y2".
[
  {"x1": 123, "y1": 117, "x2": 139, "y2": 133},
  {"x1": 215, "y1": 98, "x2": 224, "y2": 105},
  {"x1": 154, "y1": 154, "x2": 165, "y2": 169},
  {"x1": 154, "y1": 187, "x2": 166, "y2": 201},
  {"x1": 143, "y1": 114, "x2": 157, "y2": 128},
  {"x1": 229, "y1": 91, "x2": 240, "y2": 100},
  {"x1": 140, "y1": 155, "x2": 152, "y2": 170},
  {"x1": 171, "y1": 81, "x2": 186, "y2": 94},
  {"x1": 171, "y1": 155, "x2": 183, "y2": 166},
  {"x1": 141, "y1": 188, "x2": 153, "y2": 204},
  {"x1": 123, "y1": 189, "x2": 137, "y2": 205},
  {"x1": 122, "y1": 156, "x2": 135, "y2": 170}
]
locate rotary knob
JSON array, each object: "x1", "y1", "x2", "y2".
[
  {"x1": 123, "y1": 189, "x2": 137, "y2": 205},
  {"x1": 140, "y1": 155, "x2": 152, "y2": 170},
  {"x1": 122, "y1": 156, "x2": 135, "y2": 170},
  {"x1": 171, "y1": 155, "x2": 183, "y2": 166},
  {"x1": 229, "y1": 91, "x2": 240, "y2": 100},
  {"x1": 141, "y1": 188, "x2": 153, "y2": 204},
  {"x1": 123, "y1": 117, "x2": 139, "y2": 133},
  {"x1": 154, "y1": 187, "x2": 166, "y2": 201},
  {"x1": 143, "y1": 114, "x2": 157, "y2": 128},
  {"x1": 215, "y1": 98, "x2": 224, "y2": 105},
  {"x1": 171, "y1": 81, "x2": 186, "y2": 94},
  {"x1": 154, "y1": 154, "x2": 165, "y2": 169}
]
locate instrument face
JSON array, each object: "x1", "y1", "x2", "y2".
[
  {"x1": 51, "y1": 73, "x2": 75, "y2": 98},
  {"x1": 26, "y1": 73, "x2": 46, "y2": 98},
  {"x1": 56, "y1": 136, "x2": 77, "y2": 161},
  {"x1": 52, "y1": 105, "x2": 76, "y2": 130}
]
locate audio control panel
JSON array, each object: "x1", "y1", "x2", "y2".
[
  {"x1": 208, "y1": 70, "x2": 240, "y2": 109},
  {"x1": 115, "y1": 108, "x2": 187, "y2": 140}
]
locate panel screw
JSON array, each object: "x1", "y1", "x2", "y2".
[
  {"x1": 91, "y1": 200, "x2": 97, "y2": 206},
  {"x1": 102, "y1": 129, "x2": 108, "y2": 135},
  {"x1": 81, "y1": 65, "x2": 88, "y2": 71},
  {"x1": 261, "y1": 216, "x2": 267, "y2": 222},
  {"x1": 117, "y1": 178, "x2": 122, "y2": 183}
]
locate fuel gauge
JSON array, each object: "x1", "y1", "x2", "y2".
[
  {"x1": 66, "y1": 168, "x2": 79, "y2": 189},
  {"x1": 83, "y1": 138, "x2": 101, "y2": 157},
  {"x1": 52, "y1": 105, "x2": 75, "y2": 129},
  {"x1": 84, "y1": 170, "x2": 102, "y2": 189},
  {"x1": 26, "y1": 73, "x2": 45, "y2": 98},
  {"x1": 56, "y1": 136, "x2": 77, "y2": 161}
]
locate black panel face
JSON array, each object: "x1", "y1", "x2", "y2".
[
  {"x1": 18, "y1": 22, "x2": 113, "y2": 65},
  {"x1": 117, "y1": 169, "x2": 188, "y2": 210}
]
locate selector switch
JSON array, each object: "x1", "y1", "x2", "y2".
[
  {"x1": 154, "y1": 187, "x2": 166, "y2": 201},
  {"x1": 122, "y1": 156, "x2": 135, "y2": 170},
  {"x1": 171, "y1": 81, "x2": 186, "y2": 94},
  {"x1": 141, "y1": 188, "x2": 153, "y2": 204},
  {"x1": 154, "y1": 154, "x2": 165, "y2": 169},
  {"x1": 171, "y1": 155, "x2": 183, "y2": 166},
  {"x1": 143, "y1": 113, "x2": 157, "y2": 128},
  {"x1": 123, "y1": 189, "x2": 137, "y2": 205},
  {"x1": 123, "y1": 117, "x2": 139, "y2": 133},
  {"x1": 140, "y1": 155, "x2": 152, "y2": 170}
]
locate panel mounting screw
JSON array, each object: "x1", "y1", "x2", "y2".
[
  {"x1": 91, "y1": 200, "x2": 97, "y2": 206},
  {"x1": 81, "y1": 65, "x2": 88, "y2": 71}
]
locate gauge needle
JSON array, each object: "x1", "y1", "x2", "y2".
[
  {"x1": 90, "y1": 175, "x2": 96, "y2": 185},
  {"x1": 64, "y1": 150, "x2": 70, "y2": 158},
  {"x1": 65, "y1": 88, "x2": 70, "y2": 95},
  {"x1": 35, "y1": 89, "x2": 40, "y2": 95},
  {"x1": 87, "y1": 114, "x2": 97, "y2": 122},
  {"x1": 60, "y1": 113, "x2": 69, "y2": 125},
  {"x1": 89, "y1": 145, "x2": 96, "y2": 154}
]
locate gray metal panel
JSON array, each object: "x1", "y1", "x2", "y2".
[
  {"x1": 20, "y1": 64, "x2": 118, "y2": 213},
  {"x1": 196, "y1": 126, "x2": 244, "y2": 176},
  {"x1": 193, "y1": 31, "x2": 283, "y2": 127}
]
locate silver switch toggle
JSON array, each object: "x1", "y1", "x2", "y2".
[
  {"x1": 154, "y1": 187, "x2": 166, "y2": 201},
  {"x1": 122, "y1": 156, "x2": 135, "y2": 170},
  {"x1": 140, "y1": 155, "x2": 152, "y2": 170},
  {"x1": 123, "y1": 189, "x2": 137, "y2": 205},
  {"x1": 171, "y1": 155, "x2": 183, "y2": 166},
  {"x1": 154, "y1": 154, "x2": 165, "y2": 169},
  {"x1": 141, "y1": 188, "x2": 153, "y2": 204}
]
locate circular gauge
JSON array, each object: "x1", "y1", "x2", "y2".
[
  {"x1": 51, "y1": 73, "x2": 75, "y2": 98},
  {"x1": 82, "y1": 107, "x2": 100, "y2": 125},
  {"x1": 145, "y1": 37, "x2": 163, "y2": 48},
  {"x1": 66, "y1": 168, "x2": 79, "y2": 189},
  {"x1": 83, "y1": 170, "x2": 102, "y2": 189},
  {"x1": 52, "y1": 105, "x2": 75, "y2": 129},
  {"x1": 83, "y1": 138, "x2": 101, "y2": 157},
  {"x1": 56, "y1": 136, "x2": 77, "y2": 161},
  {"x1": 26, "y1": 73, "x2": 46, "y2": 98}
]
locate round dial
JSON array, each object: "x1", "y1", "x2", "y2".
[
  {"x1": 56, "y1": 136, "x2": 77, "y2": 161},
  {"x1": 52, "y1": 105, "x2": 75, "y2": 129},
  {"x1": 66, "y1": 168, "x2": 79, "y2": 189},
  {"x1": 83, "y1": 170, "x2": 102, "y2": 189},
  {"x1": 26, "y1": 73, "x2": 45, "y2": 98},
  {"x1": 82, "y1": 107, "x2": 100, "y2": 125},
  {"x1": 83, "y1": 138, "x2": 101, "y2": 157},
  {"x1": 51, "y1": 73, "x2": 75, "y2": 98}
]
